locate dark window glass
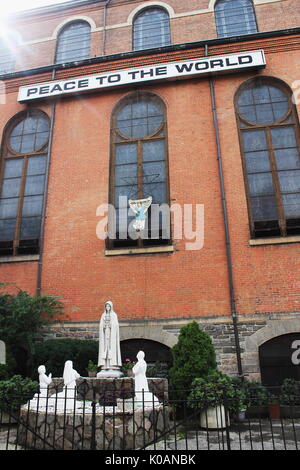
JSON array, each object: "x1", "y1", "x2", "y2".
[
  {"x1": 236, "y1": 77, "x2": 300, "y2": 238},
  {"x1": 215, "y1": 0, "x2": 257, "y2": 38},
  {"x1": 0, "y1": 40, "x2": 14, "y2": 74},
  {"x1": 133, "y1": 8, "x2": 171, "y2": 51},
  {"x1": 109, "y1": 93, "x2": 170, "y2": 249},
  {"x1": 55, "y1": 21, "x2": 91, "y2": 64},
  {"x1": 0, "y1": 111, "x2": 50, "y2": 256}
]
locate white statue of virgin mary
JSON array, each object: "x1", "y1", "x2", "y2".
[{"x1": 97, "y1": 301, "x2": 123, "y2": 378}]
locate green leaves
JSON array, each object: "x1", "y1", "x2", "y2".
[
  {"x1": 0, "y1": 375, "x2": 39, "y2": 411},
  {"x1": 169, "y1": 321, "x2": 217, "y2": 400},
  {"x1": 0, "y1": 287, "x2": 64, "y2": 376}
]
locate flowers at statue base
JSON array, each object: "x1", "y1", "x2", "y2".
[{"x1": 122, "y1": 359, "x2": 136, "y2": 370}]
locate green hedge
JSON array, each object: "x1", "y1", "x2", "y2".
[{"x1": 32, "y1": 339, "x2": 98, "y2": 379}]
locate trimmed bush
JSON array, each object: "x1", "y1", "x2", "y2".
[
  {"x1": 168, "y1": 321, "x2": 217, "y2": 400},
  {"x1": 0, "y1": 375, "x2": 39, "y2": 411},
  {"x1": 32, "y1": 339, "x2": 98, "y2": 379}
]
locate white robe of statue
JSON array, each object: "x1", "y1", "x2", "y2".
[
  {"x1": 132, "y1": 351, "x2": 159, "y2": 408},
  {"x1": 33, "y1": 365, "x2": 52, "y2": 406},
  {"x1": 51, "y1": 360, "x2": 80, "y2": 411},
  {"x1": 98, "y1": 301, "x2": 122, "y2": 369}
]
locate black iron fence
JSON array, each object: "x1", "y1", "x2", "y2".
[{"x1": 1, "y1": 387, "x2": 300, "y2": 451}]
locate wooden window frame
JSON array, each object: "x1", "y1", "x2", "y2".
[
  {"x1": 235, "y1": 76, "x2": 300, "y2": 239},
  {"x1": 0, "y1": 109, "x2": 50, "y2": 257},
  {"x1": 108, "y1": 91, "x2": 171, "y2": 250}
]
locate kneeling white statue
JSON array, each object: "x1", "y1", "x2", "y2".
[
  {"x1": 132, "y1": 351, "x2": 159, "y2": 408},
  {"x1": 50, "y1": 360, "x2": 80, "y2": 411}
]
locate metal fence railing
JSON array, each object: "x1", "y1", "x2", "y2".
[{"x1": 1, "y1": 388, "x2": 300, "y2": 451}]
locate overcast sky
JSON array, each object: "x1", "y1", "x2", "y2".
[{"x1": 1, "y1": 0, "x2": 74, "y2": 18}]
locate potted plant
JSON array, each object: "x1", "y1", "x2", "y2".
[
  {"x1": 280, "y1": 378, "x2": 300, "y2": 418},
  {"x1": 267, "y1": 393, "x2": 281, "y2": 419},
  {"x1": 86, "y1": 360, "x2": 98, "y2": 377},
  {"x1": 188, "y1": 370, "x2": 234, "y2": 429},
  {"x1": 242, "y1": 381, "x2": 270, "y2": 418},
  {"x1": 122, "y1": 359, "x2": 135, "y2": 376}
]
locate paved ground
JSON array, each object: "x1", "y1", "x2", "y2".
[{"x1": 1, "y1": 420, "x2": 299, "y2": 451}]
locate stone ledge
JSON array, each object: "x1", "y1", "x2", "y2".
[
  {"x1": 104, "y1": 246, "x2": 174, "y2": 256},
  {"x1": 249, "y1": 236, "x2": 300, "y2": 246},
  {"x1": 0, "y1": 254, "x2": 39, "y2": 263}
]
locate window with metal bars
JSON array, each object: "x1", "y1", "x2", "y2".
[
  {"x1": 55, "y1": 21, "x2": 91, "y2": 64},
  {"x1": 235, "y1": 77, "x2": 300, "y2": 239},
  {"x1": 109, "y1": 92, "x2": 170, "y2": 249},
  {"x1": 133, "y1": 8, "x2": 171, "y2": 51},
  {"x1": 215, "y1": 0, "x2": 258, "y2": 38},
  {"x1": 0, "y1": 110, "x2": 50, "y2": 257}
]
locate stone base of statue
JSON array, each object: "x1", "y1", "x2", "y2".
[
  {"x1": 97, "y1": 366, "x2": 123, "y2": 378},
  {"x1": 17, "y1": 377, "x2": 169, "y2": 450}
]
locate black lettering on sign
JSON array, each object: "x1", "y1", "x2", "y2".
[
  {"x1": 210, "y1": 59, "x2": 224, "y2": 69},
  {"x1": 95, "y1": 76, "x2": 107, "y2": 85},
  {"x1": 27, "y1": 88, "x2": 38, "y2": 97},
  {"x1": 175, "y1": 63, "x2": 194, "y2": 73},
  {"x1": 195, "y1": 61, "x2": 209, "y2": 71},
  {"x1": 78, "y1": 79, "x2": 89, "y2": 88},
  {"x1": 39, "y1": 86, "x2": 50, "y2": 95},
  {"x1": 50, "y1": 83, "x2": 63, "y2": 93},
  {"x1": 108, "y1": 74, "x2": 121, "y2": 83},
  {"x1": 155, "y1": 66, "x2": 167, "y2": 76},
  {"x1": 225, "y1": 57, "x2": 239, "y2": 66},
  {"x1": 239, "y1": 55, "x2": 253, "y2": 65},
  {"x1": 64, "y1": 81, "x2": 76, "y2": 90},
  {"x1": 128, "y1": 71, "x2": 140, "y2": 80},
  {"x1": 140, "y1": 69, "x2": 154, "y2": 78}
]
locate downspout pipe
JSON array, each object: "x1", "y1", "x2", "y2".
[
  {"x1": 36, "y1": 68, "x2": 57, "y2": 296},
  {"x1": 205, "y1": 44, "x2": 244, "y2": 378},
  {"x1": 102, "y1": 0, "x2": 112, "y2": 56}
]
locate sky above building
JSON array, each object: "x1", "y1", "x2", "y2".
[{"x1": 0, "y1": 0, "x2": 73, "y2": 19}]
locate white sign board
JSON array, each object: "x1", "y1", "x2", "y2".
[{"x1": 18, "y1": 50, "x2": 266, "y2": 102}]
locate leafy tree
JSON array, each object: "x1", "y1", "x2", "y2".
[
  {"x1": 0, "y1": 286, "x2": 64, "y2": 377},
  {"x1": 169, "y1": 321, "x2": 217, "y2": 400}
]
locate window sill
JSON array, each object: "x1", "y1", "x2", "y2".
[
  {"x1": 0, "y1": 254, "x2": 40, "y2": 263},
  {"x1": 105, "y1": 246, "x2": 174, "y2": 256},
  {"x1": 249, "y1": 236, "x2": 300, "y2": 246}
]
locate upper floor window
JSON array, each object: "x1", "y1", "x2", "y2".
[
  {"x1": 215, "y1": 0, "x2": 257, "y2": 38},
  {"x1": 235, "y1": 77, "x2": 300, "y2": 239},
  {"x1": 109, "y1": 92, "x2": 170, "y2": 249},
  {"x1": 0, "y1": 110, "x2": 50, "y2": 256},
  {"x1": 55, "y1": 21, "x2": 91, "y2": 64},
  {"x1": 133, "y1": 8, "x2": 171, "y2": 51},
  {"x1": 0, "y1": 42, "x2": 14, "y2": 74}
]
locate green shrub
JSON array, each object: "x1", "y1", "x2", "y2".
[
  {"x1": 240, "y1": 380, "x2": 270, "y2": 407},
  {"x1": 32, "y1": 339, "x2": 98, "y2": 378},
  {"x1": 188, "y1": 370, "x2": 242, "y2": 413},
  {"x1": 168, "y1": 322, "x2": 216, "y2": 400},
  {"x1": 0, "y1": 364, "x2": 9, "y2": 381},
  {"x1": 0, "y1": 375, "x2": 39, "y2": 411},
  {"x1": 280, "y1": 378, "x2": 300, "y2": 406}
]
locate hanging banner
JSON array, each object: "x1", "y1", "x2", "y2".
[{"x1": 18, "y1": 50, "x2": 266, "y2": 102}]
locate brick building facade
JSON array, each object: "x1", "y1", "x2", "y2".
[{"x1": 1, "y1": 0, "x2": 300, "y2": 384}]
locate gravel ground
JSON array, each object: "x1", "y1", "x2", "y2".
[{"x1": 1, "y1": 419, "x2": 299, "y2": 451}]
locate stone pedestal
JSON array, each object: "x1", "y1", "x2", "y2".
[{"x1": 17, "y1": 377, "x2": 169, "y2": 450}]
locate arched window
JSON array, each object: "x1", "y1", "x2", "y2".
[
  {"x1": 133, "y1": 8, "x2": 171, "y2": 51},
  {"x1": 0, "y1": 110, "x2": 50, "y2": 256},
  {"x1": 215, "y1": 0, "x2": 257, "y2": 38},
  {"x1": 0, "y1": 30, "x2": 18, "y2": 74},
  {"x1": 235, "y1": 77, "x2": 300, "y2": 239},
  {"x1": 109, "y1": 92, "x2": 170, "y2": 249},
  {"x1": 55, "y1": 21, "x2": 91, "y2": 64}
]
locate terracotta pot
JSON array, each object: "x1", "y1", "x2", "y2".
[
  {"x1": 126, "y1": 369, "x2": 134, "y2": 377},
  {"x1": 268, "y1": 403, "x2": 281, "y2": 419},
  {"x1": 88, "y1": 371, "x2": 97, "y2": 378}
]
